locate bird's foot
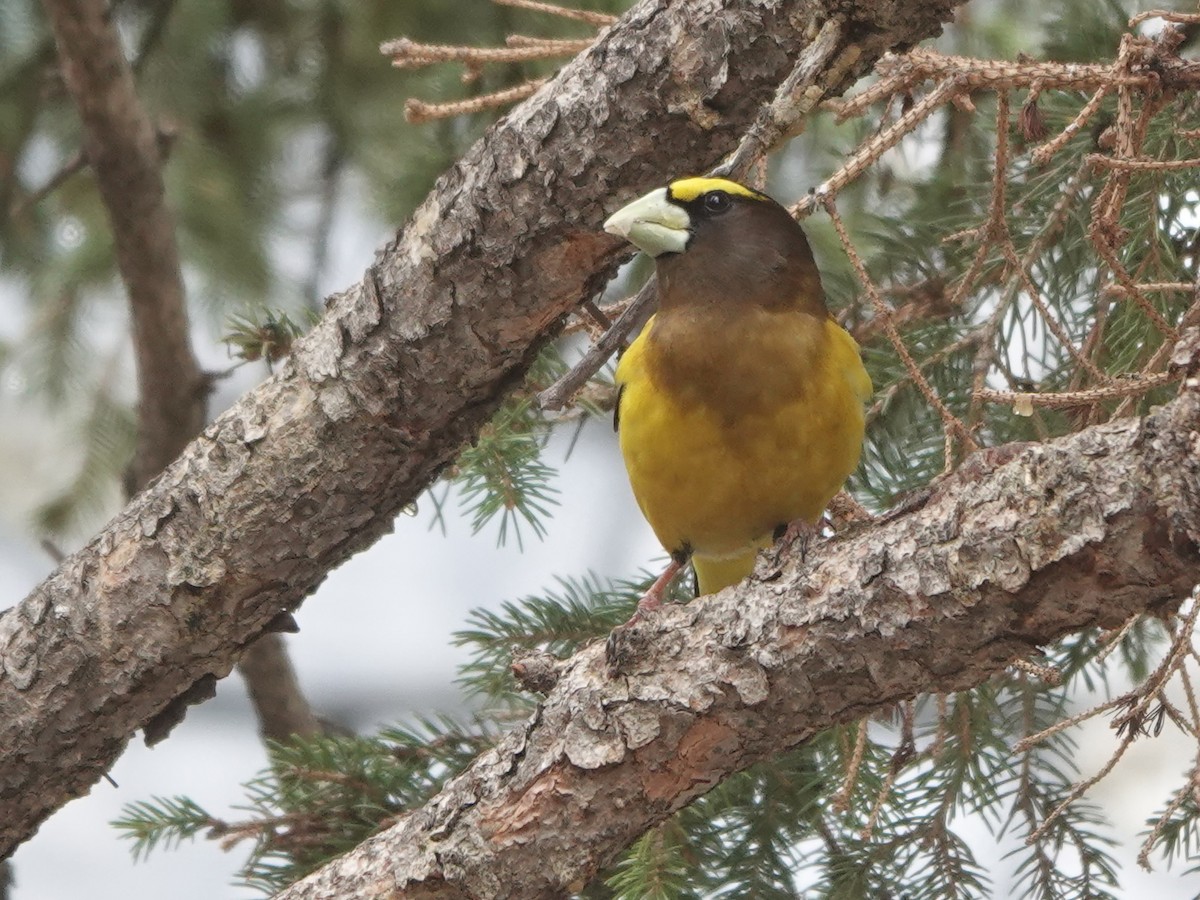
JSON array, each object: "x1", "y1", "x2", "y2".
[
  {"x1": 622, "y1": 557, "x2": 683, "y2": 626},
  {"x1": 607, "y1": 557, "x2": 684, "y2": 674},
  {"x1": 773, "y1": 518, "x2": 820, "y2": 562},
  {"x1": 756, "y1": 518, "x2": 822, "y2": 582}
]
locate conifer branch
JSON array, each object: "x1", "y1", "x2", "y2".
[
  {"x1": 39, "y1": 0, "x2": 205, "y2": 489},
  {"x1": 277, "y1": 362, "x2": 1200, "y2": 898},
  {"x1": 5, "y1": 0, "x2": 966, "y2": 858},
  {"x1": 40, "y1": 0, "x2": 324, "y2": 750},
  {"x1": 1028, "y1": 595, "x2": 1200, "y2": 845},
  {"x1": 405, "y1": 79, "x2": 548, "y2": 124},
  {"x1": 974, "y1": 371, "x2": 1184, "y2": 411}
]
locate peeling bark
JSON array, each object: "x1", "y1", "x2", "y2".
[
  {"x1": 277, "y1": 379, "x2": 1200, "y2": 900},
  {"x1": 0, "y1": 0, "x2": 965, "y2": 860}
]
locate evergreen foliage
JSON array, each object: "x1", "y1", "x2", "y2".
[{"x1": 2, "y1": 0, "x2": 1199, "y2": 896}]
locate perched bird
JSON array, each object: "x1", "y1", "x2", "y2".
[{"x1": 603, "y1": 177, "x2": 871, "y2": 608}]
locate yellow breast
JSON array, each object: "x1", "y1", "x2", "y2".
[{"x1": 615, "y1": 309, "x2": 870, "y2": 594}]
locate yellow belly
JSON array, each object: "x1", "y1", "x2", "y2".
[{"x1": 616, "y1": 313, "x2": 870, "y2": 595}]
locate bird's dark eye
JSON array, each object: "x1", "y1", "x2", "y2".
[{"x1": 702, "y1": 190, "x2": 731, "y2": 214}]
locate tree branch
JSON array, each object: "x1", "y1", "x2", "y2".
[
  {"x1": 0, "y1": 0, "x2": 965, "y2": 859},
  {"x1": 237, "y1": 628, "x2": 321, "y2": 742},
  {"x1": 279, "y1": 366, "x2": 1200, "y2": 899},
  {"x1": 39, "y1": 0, "x2": 321, "y2": 747},
  {"x1": 40, "y1": 0, "x2": 205, "y2": 487}
]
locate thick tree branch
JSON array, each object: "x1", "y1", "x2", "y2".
[
  {"x1": 279, "y1": 372, "x2": 1200, "y2": 899},
  {"x1": 0, "y1": 0, "x2": 964, "y2": 859}
]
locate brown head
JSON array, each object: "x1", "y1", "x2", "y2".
[{"x1": 603, "y1": 177, "x2": 826, "y2": 316}]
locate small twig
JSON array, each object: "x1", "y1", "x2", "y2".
[
  {"x1": 1139, "y1": 764, "x2": 1200, "y2": 870},
  {"x1": 929, "y1": 693, "x2": 950, "y2": 761},
  {"x1": 1112, "y1": 281, "x2": 1200, "y2": 418},
  {"x1": 1093, "y1": 614, "x2": 1144, "y2": 667},
  {"x1": 505, "y1": 35, "x2": 594, "y2": 52},
  {"x1": 537, "y1": 277, "x2": 655, "y2": 411},
  {"x1": 1031, "y1": 84, "x2": 1113, "y2": 167},
  {"x1": 974, "y1": 371, "x2": 1182, "y2": 410},
  {"x1": 1028, "y1": 733, "x2": 1140, "y2": 844},
  {"x1": 862, "y1": 704, "x2": 915, "y2": 840},
  {"x1": 999, "y1": 242, "x2": 1107, "y2": 382},
  {"x1": 826, "y1": 63, "x2": 921, "y2": 122},
  {"x1": 1102, "y1": 281, "x2": 1194, "y2": 295},
  {"x1": 1014, "y1": 694, "x2": 1132, "y2": 754},
  {"x1": 1179, "y1": 662, "x2": 1200, "y2": 733},
  {"x1": 794, "y1": 76, "x2": 964, "y2": 218},
  {"x1": 880, "y1": 46, "x2": 1194, "y2": 93},
  {"x1": 579, "y1": 298, "x2": 613, "y2": 332},
  {"x1": 11, "y1": 149, "x2": 86, "y2": 215},
  {"x1": 861, "y1": 758, "x2": 900, "y2": 841},
  {"x1": 12, "y1": 124, "x2": 176, "y2": 217},
  {"x1": 1088, "y1": 154, "x2": 1200, "y2": 171},
  {"x1": 833, "y1": 721, "x2": 869, "y2": 813},
  {"x1": 1089, "y1": 226, "x2": 1179, "y2": 340},
  {"x1": 406, "y1": 79, "x2": 548, "y2": 124},
  {"x1": 1026, "y1": 598, "x2": 1200, "y2": 842},
  {"x1": 1129, "y1": 9, "x2": 1200, "y2": 28},
  {"x1": 825, "y1": 197, "x2": 977, "y2": 452},
  {"x1": 493, "y1": 0, "x2": 617, "y2": 27},
  {"x1": 39, "y1": 539, "x2": 66, "y2": 564},
  {"x1": 557, "y1": 296, "x2": 633, "y2": 339},
  {"x1": 382, "y1": 39, "x2": 577, "y2": 69},
  {"x1": 1094, "y1": 44, "x2": 1169, "y2": 229}
]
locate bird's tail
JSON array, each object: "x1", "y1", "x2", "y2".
[{"x1": 693, "y1": 542, "x2": 769, "y2": 596}]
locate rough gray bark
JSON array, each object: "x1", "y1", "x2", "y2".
[
  {"x1": 0, "y1": 0, "x2": 964, "y2": 860},
  {"x1": 278, "y1": 371, "x2": 1200, "y2": 900}
]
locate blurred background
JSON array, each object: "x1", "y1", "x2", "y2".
[{"x1": 3, "y1": 0, "x2": 1200, "y2": 896}]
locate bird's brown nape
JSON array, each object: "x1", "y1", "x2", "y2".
[{"x1": 656, "y1": 195, "x2": 826, "y2": 317}]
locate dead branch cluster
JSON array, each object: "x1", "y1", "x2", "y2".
[
  {"x1": 809, "y1": 18, "x2": 1200, "y2": 456},
  {"x1": 380, "y1": 0, "x2": 613, "y2": 123}
]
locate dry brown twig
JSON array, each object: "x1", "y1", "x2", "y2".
[
  {"x1": 974, "y1": 370, "x2": 1183, "y2": 412},
  {"x1": 381, "y1": 0, "x2": 611, "y2": 123},
  {"x1": 797, "y1": 19, "x2": 1199, "y2": 426},
  {"x1": 494, "y1": 0, "x2": 616, "y2": 27},
  {"x1": 406, "y1": 79, "x2": 548, "y2": 124},
  {"x1": 824, "y1": 196, "x2": 979, "y2": 454},
  {"x1": 832, "y1": 720, "x2": 869, "y2": 813},
  {"x1": 1015, "y1": 591, "x2": 1200, "y2": 848}
]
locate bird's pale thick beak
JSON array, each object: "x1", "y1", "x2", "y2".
[{"x1": 603, "y1": 188, "x2": 691, "y2": 257}]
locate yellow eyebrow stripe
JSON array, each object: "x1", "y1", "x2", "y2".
[{"x1": 666, "y1": 177, "x2": 765, "y2": 203}]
